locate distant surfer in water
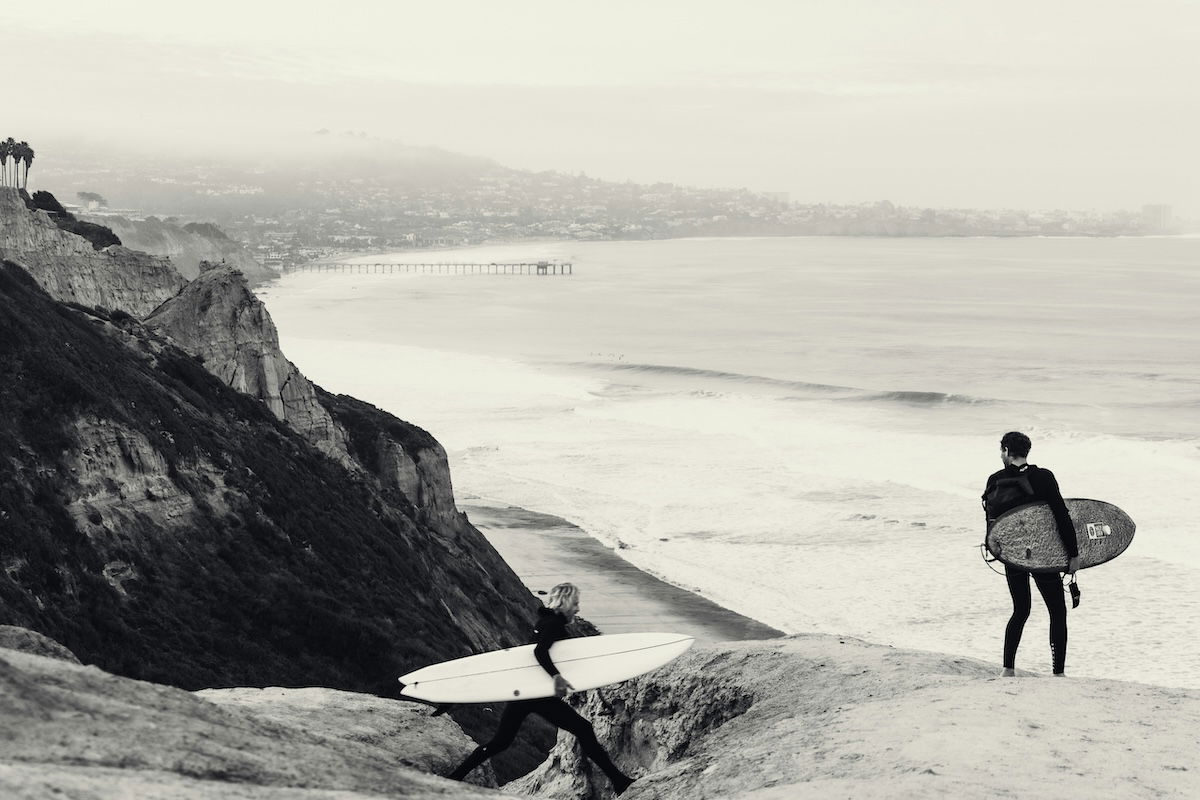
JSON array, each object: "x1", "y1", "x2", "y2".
[
  {"x1": 983, "y1": 431, "x2": 1080, "y2": 676},
  {"x1": 447, "y1": 582, "x2": 635, "y2": 794}
]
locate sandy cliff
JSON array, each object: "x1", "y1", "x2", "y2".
[
  {"x1": 514, "y1": 634, "x2": 1200, "y2": 799},
  {"x1": 0, "y1": 188, "x2": 184, "y2": 316}
]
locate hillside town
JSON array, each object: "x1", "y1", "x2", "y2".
[{"x1": 38, "y1": 144, "x2": 1186, "y2": 271}]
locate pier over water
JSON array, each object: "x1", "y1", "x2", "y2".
[{"x1": 285, "y1": 260, "x2": 573, "y2": 276}]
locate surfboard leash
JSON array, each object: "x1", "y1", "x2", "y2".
[{"x1": 978, "y1": 543, "x2": 1006, "y2": 575}]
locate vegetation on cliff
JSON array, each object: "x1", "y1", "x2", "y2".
[
  {"x1": 28, "y1": 189, "x2": 121, "y2": 250},
  {"x1": 0, "y1": 260, "x2": 535, "y2": 697},
  {"x1": 0, "y1": 137, "x2": 34, "y2": 189}
]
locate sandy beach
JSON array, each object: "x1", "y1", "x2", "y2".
[{"x1": 462, "y1": 501, "x2": 784, "y2": 643}]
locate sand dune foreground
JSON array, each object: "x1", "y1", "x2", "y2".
[{"x1": 2, "y1": 629, "x2": 1197, "y2": 799}]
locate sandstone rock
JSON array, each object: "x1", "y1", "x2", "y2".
[
  {"x1": 317, "y1": 390, "x2": 464, "y2": 530},
  {"x1": 0, "y1": 188, "x2": 185, "y2": 317},
  {"x1": 0, "y1": 625, "x2": 80, "y2": 663},
  {"x1": 199, "y1": 686, "x2": 499, "y2": 787},
  {"x1": 141, "y1": 262, "x2": 468, "y2": 529},
  {"x1": 512, "y1": 634, "x2": 1200, "y2": 799},
  {"x1": 0, "y1": 647, "x2": 517, "y2": 799},
  {"x1": 144, "y1": 266, "x2": 350, "y2": 462}
]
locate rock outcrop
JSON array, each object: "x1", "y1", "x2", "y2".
[
  {"x1": 143, "y1": 265, "x2": 464, "y2": 529},
  {"x1": 0, "y1": 637, "x2": 514, "y2": 799},
  {"x1": 512, "y1": 634, "x2": 1200, "y2": 799},
  {"x1": 318, "y1": 389, "x2": 464, "y2": 529},
  {"x1": 0, "y1": 187, "x2": 184, "y2": 316},
  {"x1": 0, "y1": 625, "x2": 80, "y2": 663},
  {"x1": 84, "y1": 214, "x2": 276, "y2": 286},
  {"x1": 144, "y1": 266, "x2": 349, "y2": 462}
]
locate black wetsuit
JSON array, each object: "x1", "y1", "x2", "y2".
[
  {"x1": 983, "y1": 463, "x2": 1078, "y2": 674},
  {"x1": 448, "y1": 607, "x2": 631, "y2": 791}
]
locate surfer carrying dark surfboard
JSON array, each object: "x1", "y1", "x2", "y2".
[
  {"x1": 447, "y1": 582, "x2": 635, "y2": 794},
  {"x1": 983, "y1": 432, "x2": 1079, "y2": 677}
]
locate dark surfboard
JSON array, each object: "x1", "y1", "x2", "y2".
[{"x1": 985, "y1": 498, "x2": 1135, "y2": 573}]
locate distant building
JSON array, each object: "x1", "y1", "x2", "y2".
[{"x1": 1142, "y1": 204, "x2": 1173, "y2": 233}]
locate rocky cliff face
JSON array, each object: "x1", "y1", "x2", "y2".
[
  {"x1": 0, "y1": 260, "x2": 536, "y2": 698},
  {"x1": 318, "y1": 388, "x2": 464, "y2": 530},
  {"x1": 144, "y1": 266, "x2": 350, "y2": 463},
  {"x1": 0, "y1": 188, "x2": 184, "y2": 316},
  {"x1": 84, "y1": 214, "x2": 276, "y2": 286},
  {"x1": 143, "y1": 265, "x2": 464, "y2": 531},
  {"x1": 0, "y1": 634, "x2": 513, "y2": 799}
]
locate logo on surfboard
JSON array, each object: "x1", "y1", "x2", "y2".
[{"x1": 1086, "y1": 522, "x2": 1112, "y2": 540}]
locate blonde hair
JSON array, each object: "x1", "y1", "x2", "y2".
[{"x1": 545, "y1": 582, "x2": 580, "y2": 613}]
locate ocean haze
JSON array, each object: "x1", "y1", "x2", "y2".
[{"x1": 5, "y1": 0, "x2": 1198, "y2": 215}]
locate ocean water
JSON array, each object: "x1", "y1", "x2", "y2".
[{"x1": 257, "y1": 236, "x2": 1200, "y2": 690}]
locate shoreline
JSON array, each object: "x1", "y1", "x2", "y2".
[{"x1": 461, "y1": 500, "x2": 785, "y2": 644}]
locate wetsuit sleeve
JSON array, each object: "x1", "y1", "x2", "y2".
[
  {"x1": 533, "y1": 613, "x2": 568, "y2": 677},
  {"x1": 982, "y1": 474, "x2": 996, "y2": 518},
  {"x1": 1032, "y1": 468, "x2": 1078, "y2": 558}
]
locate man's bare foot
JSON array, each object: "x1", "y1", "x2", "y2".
[{"x1": 1000, "y1": 668, "x2": 1016, "y2": 677}]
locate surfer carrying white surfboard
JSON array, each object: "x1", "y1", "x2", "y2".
[
  {"x1": 447, "y1": 582, "x2": 635, "y2": 794},
  {"x1": 983, "y1": 432, "x2": 1079, "y2": 677}
]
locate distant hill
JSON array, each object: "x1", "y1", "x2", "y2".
[{"x1": 42, "y1": 132, "x2": 507, "y2": 218}]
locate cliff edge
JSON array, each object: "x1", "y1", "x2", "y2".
[
  {"x1": 512, "y1": 634, "x2": 1199, "y2": 799},
  {"x1": 0, "y1": 187, "x2": 184, "y2": 316}
]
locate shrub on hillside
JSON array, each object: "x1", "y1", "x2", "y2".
[
  {"x1": 28, "y1": 190, "x2": 121, "y2": 250},
  {"x1": 31, "y1": 190, "x2": 67, "y2": 215},
  {"x1": 183, "y1": 222, "x2": 230, "y2": 241}
]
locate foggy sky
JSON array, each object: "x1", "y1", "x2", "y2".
[{"x1": 5, "y1": 1, "x2": 1198, "y2": 214}]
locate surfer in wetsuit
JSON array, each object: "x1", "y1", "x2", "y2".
[
  {"x1": 447, "y1": 582, "x2": 635, "y2": 794},
  {"x1": 983, "y1": 431, "x2": 1080, "y2": 677}
]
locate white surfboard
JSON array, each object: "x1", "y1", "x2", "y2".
[{"x1": 398, "y1": 632, "x2": 694, "y2": 704}]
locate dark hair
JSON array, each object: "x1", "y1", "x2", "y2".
[{"x1": 1000, "y1": 431, "x2": 1031, "y2": 457}]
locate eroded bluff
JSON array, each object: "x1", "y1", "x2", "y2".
[{"x1": 0, "y1": 187, "x2": 184, "y2": 316}]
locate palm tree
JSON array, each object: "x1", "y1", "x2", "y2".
[
  {"x1": 9, "y1": 142, "x2": 23, "y2": 188},
  {"x1": 17, "y1": 141, "x2": 33, "y2": 189},
  {"x1": 0, "y1": 139, "x2": 10, "y2": 187},
  {"x1": 3, "y1": 138, "x2": 16, "y2": 187}
]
